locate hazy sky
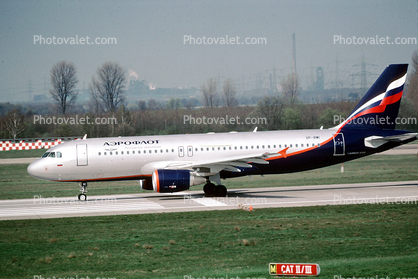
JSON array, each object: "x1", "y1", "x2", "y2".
[{"x1": 1, "y1": 0, "x2": 417, "y2": 102}]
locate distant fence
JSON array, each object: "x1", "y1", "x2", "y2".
[{"x1": 0, "y1": 137, "x2": 81, "y2": 151}]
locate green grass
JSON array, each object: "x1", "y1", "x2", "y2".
[
  {"x1": 1, "y1": 154, "x2": 418, "y2": 199},
  {"x1": 0, "y1": 204, "x2": 417, "y2": 278},
  {"x1": 0, "y1": 149, "x2": 45, "y2": 159}
]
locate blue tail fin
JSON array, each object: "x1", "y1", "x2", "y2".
[{"x1": 337, "y1": 64, "x2": 408, "y2": 130}]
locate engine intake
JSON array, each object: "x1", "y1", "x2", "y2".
[{"x1": 152, "y1": 169, "x2": 205, "y2": 193}]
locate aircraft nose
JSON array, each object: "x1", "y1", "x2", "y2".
[{"x1": 27, "y1": 160, "x2": 43, "y2": 179}]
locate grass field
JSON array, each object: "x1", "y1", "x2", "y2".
[
  {"x1": 0, "y1": 204, "x2": 417, "y2": 279},
  {"x1": 0, "y1": 149, "x2": 45, "y2": 159},
  {"x1": 1, "y1": 154, "x2": 417, "y2": 199}
]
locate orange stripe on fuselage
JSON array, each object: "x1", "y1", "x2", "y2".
[{"x1": 265, "y1": 135, "x2": 335, "y2": 161}]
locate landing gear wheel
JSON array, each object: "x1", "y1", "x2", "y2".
[
  {"x1": 214, "y1": 185, "x2": 227, "y2": 197},
  {"x1": 203, "y1": 183, "x2": 216, "y2": 197},
  {"x1": 78, "y1": 182, "x2": 88, "y2": 201}
]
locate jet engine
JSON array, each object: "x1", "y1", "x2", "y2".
[{"x1": 152, "y1": 169, "x2": 205, "y2": 193}]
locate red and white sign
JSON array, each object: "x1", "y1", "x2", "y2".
[{"x1": 269, "y1": 263, "x2": 320, "y2": 276}]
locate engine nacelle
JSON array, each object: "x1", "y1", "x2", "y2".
[{"x1": 152, "y1": 169, "x2": 205, "y2": 193}]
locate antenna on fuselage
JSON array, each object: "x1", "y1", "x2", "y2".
[
  {"x1": 82, "y1": 134, "x2": 87, "y2": 140},
  {"x1": 253, "y1": 127, "x2": 258, "y2": 133}
]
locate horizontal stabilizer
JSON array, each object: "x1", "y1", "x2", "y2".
[{"x1": 364, "y1": 133, "x2": 418, "y2": 148}]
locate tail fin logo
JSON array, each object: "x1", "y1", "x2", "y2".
[{"x1": 336, "y1": 64, "x2": 408, "y2": 130}]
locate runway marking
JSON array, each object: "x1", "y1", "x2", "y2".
[{"x1": 186, "y1": 197, "x2": 228, "y2": 207}]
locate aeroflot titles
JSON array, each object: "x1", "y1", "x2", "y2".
[{"x1": 103, "y1": 140, "x2": 160, "y2": 146}]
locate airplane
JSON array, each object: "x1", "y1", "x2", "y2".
[{"x1": 28, "y1": 64, "x2": 417, "y2": 201}]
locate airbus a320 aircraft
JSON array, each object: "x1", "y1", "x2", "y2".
[{"x1": 28, "y1": 64, "x2": 417, "y2": 200}]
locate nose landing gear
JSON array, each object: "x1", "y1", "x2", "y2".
[{"x1": 78, "y1": 182, "x2": 88, "y2": 201}]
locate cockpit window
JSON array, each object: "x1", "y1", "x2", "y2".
[
  {"x1": 56, "y1": 151, "x2": 62, "y2": 158},
  {"x1": 42, "y1": 152, "x2": 50, "y2": 158},
  {"x1": 48, "y1": 152, "x2": 56, "y2": 158}
]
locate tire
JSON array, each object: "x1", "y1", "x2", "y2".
[
  {"x1": 214, "y1": 185, "x2": 227, "y2": 197},
  {"x1": 78, "y1": 193, "x2": 87, "y2": 201},
  {"x1": 203, "y1": 183, "x2": 216, "y2": 196}
]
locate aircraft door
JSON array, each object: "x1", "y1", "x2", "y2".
[
  {"x1": 178, "y1": 146, "x2": 184, "y2": 157},
  {"x1": 187, "y1": 145, "x2": 193, "y2": 157},
  {"x1": 76, "y1": 144, "x2": 88, "y2": 166},
  {"x1": 333, "y1": 133, "x2": 345, "y2": 156}
]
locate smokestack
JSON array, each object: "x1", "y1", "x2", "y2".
[{"x1": 292, "y1": 33, "x2": 297, "y2": 76}]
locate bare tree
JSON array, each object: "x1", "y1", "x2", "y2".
[
  {"x1": 50, "y1": 61, "x2": 78, "y2": 114},
  {"x1": 222, "y1": 78, "x2": 238, "y2": 107},
  {"x1": 201, "y1": 78, "x2": 219, "y2": 108},
  {"x1": 280, "y1": 73, "x2": 300, "y2": 105},
  {"x1": 90, "y1": 62, "x2": 126, "y2": 113},
  {"x1": 4, "y1": 109, "x2": 25, "y2": 139}
]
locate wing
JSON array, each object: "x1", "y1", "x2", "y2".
[{"x1": 140, "y1": 151, "x2": 286, "y2": 176}]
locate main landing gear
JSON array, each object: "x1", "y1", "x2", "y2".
[
  {"x1": 78, "y1": 182, "x2": 88, "y2": 201},
  {"x1": 203, "y1": 182, "x2": 227, "y2": 197}
]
